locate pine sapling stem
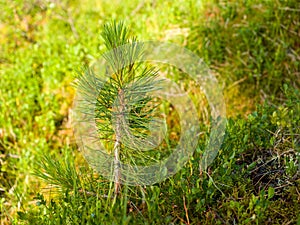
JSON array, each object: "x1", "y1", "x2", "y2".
[
  {"x1": 113, "y1": 135, "x2": 121, "y2": 195},
  {"x1": 113, "y1": 88, "x2": 125, "y2": 195}
]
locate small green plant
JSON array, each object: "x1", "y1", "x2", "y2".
[{"x1": 74, "y1": 21, "x2": 164, "y2": 195}]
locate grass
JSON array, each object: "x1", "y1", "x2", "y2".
[{"x1": 0, "y1": 0, "x2": 299, "y2": 224}]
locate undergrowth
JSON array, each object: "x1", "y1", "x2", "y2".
[{"x1": 0, "y1": 0, "x2": 299, "y2": 224}]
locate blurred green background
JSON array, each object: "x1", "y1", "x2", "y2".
[{"x1": 0, "y1": 0, "x2": 299, "y2": 224}]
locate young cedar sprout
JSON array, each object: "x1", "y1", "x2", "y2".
[{"x1": 75, "y1": 21, "x2": 164, "y2": 195}]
